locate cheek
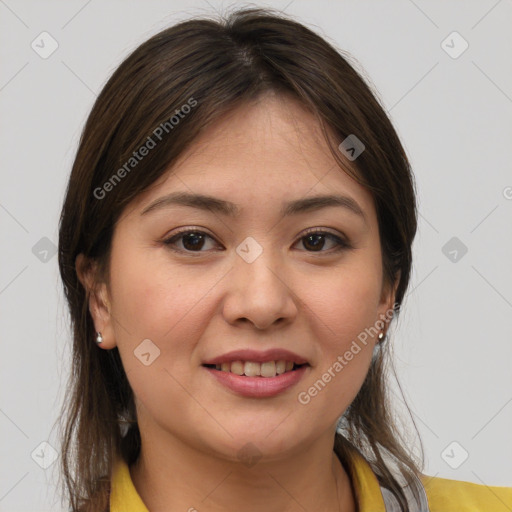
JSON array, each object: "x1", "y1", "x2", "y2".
[
  {"x1": 295, "y1": 259, "x2": 382, "y2": 419},
  {"x1": 109, "y1": 247, "x2": 210, "y2": 341},
  {"x1": 307, "y1": 255, "x2": 383, "y2": 345},
  {"x1": 106, "y1": 244, "x2": 223, "y2": 395},
  {"x1": 106, "y1": 249, "x2": 218, "y2": 419}
]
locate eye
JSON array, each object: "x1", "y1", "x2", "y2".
[
  {"x1": 295, "y1": 229, "x2": 351, "y2": 253},
  {"x1": 163, "y1": 229, "x2": 221, "y2": 253},
  {"x1": 163, "y1": 228, "x2": 351, "y2": 255}
]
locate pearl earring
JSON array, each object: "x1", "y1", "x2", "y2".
[
  {"x1": 96, "y1": 332, "x2": 103, "y2": 344},
  {"x1": 378, "y1": 331, "x2": 385, "y2": 342}
]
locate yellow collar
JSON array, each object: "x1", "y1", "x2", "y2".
[{"x1": 110, "y1": 448, "x2": 386, "y2": 511}]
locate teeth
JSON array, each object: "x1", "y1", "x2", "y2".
[
  {"x1": 212, "y1": 359, "x2": 301, "y2": 377},
  {"x1": 276, "y1": 360, "x2": 286, "y2": 375},
  {"x1": 244, "y1": 361, "x2": 261, "y2": 377},
  {"x1": 260, "y1": 361, "x2": 276, "y2": 377},
  {"x1": 230, "y1": 361, "x2": 244, "y2": 375}
]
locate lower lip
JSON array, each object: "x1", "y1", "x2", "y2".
[{"x1": 203, "y1": 365, "x2": 309, "y2": 398}]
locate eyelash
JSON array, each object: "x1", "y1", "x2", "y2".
[{"x1": 162, "y1": 227, "x2": 352, "y2": 255}]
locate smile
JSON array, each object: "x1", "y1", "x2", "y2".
[
  {"x1": 202, "y1": 360, "x2": 308, "y2": 378},
  {"x1": 202, "y1": 362, "x2": 310, "y2": 398}
]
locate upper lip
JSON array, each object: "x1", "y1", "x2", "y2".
[{"x1": 202, "y1": 348, "x2": 309, "y2": 365}]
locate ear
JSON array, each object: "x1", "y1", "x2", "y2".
[
  {"x1": 377, "y1": 270, "x2": 401, "y2": 336},
  {"x1": 75, "y1": 254, "x2": 117, "y2": 349}
]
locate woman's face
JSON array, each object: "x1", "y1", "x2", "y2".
[{"x1": 91, "y1": 93, "x2": 396, "y2": 461}]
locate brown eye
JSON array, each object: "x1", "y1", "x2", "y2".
[
  {"x1": 164, "y1": 230, "x2": 219, "y2": 253},
  {"x1": 302, "y1": 233, "x2": 327, "y2": 251},
  {"x1": 297, "y1": 231, "x2": 350, "y2": 253},
  {"x1": 181, "y1": 232, "x2": 206, "y2": 251}
]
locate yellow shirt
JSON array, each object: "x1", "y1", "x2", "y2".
[{"x1": 110, "y1": 450, "x2": 512, "y2": 511}]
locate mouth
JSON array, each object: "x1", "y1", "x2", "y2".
[
  {"x1": 202, "y1": 360, "x2": 310, "y2": 378},
  {"x1": 202, "y1": 360, "x2": 310, "y2": 398}
]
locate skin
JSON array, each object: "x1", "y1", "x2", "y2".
[{"x1": 78, "y1": 92, "x2": 398, "y2": 512}]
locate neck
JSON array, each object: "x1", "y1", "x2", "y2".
[{"x1": 129, "y1": 424, "x2": 356, "y2": 512}]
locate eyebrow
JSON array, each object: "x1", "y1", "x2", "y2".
[{"x1": 141, "y1": 191, "x2": 366, "y2": 221}]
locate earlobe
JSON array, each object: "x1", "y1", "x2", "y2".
[
  {"x1": 75, "y1": 254, "x2": 116, "y2": 349},
  {"x1": 377, "y1": 271, "x2": 401, "y2": 340},
  {"x1": 380, "y1": 270, "x2": 400, "y2": 309}
]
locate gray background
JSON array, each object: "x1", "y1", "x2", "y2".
[{"x1": 1, "y1": 0, "x2": 511, "y2": 510}]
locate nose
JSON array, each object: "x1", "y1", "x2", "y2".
[{"x1": 221, "y1": 248, "x2": 298, "y2": 330}]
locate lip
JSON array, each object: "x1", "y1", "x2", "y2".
[
  {"x1": 203, "y1": 364, "x2": 309, "y2": 398},
  {"x1": 202, "y1": 348, "x2": 309, "y2": 365}
]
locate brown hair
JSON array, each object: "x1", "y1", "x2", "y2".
[{"x1": 57, "y1": 7, "x2": 421, "y2": 511}]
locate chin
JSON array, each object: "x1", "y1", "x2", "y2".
[{"x1": 205, "y1": 424, "x2": 313, "y2": 465}]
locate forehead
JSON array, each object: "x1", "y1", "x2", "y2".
[{"x1": 128, "y1": 93, "x2": 376, "y2": 222}]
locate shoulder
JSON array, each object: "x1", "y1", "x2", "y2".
[{"x1": 421, "y1": 474, "x2": 512, "y2": 511}]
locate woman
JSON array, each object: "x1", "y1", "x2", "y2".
[{"x1": 57, "y1": 8, "x2": 512, "y2": 511}]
